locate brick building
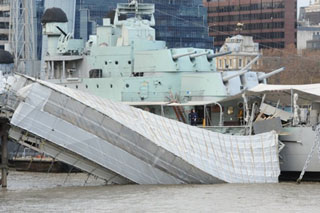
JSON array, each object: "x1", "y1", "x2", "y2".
[{"x1": 203, "y1": 0, "x2": 297, "y2": 49}]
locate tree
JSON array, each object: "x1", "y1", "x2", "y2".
[{"x1": 258, "y1": 44, "x2": 320, "y2": 84}]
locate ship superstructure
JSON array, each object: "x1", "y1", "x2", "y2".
[{"x1": 41, "y1": 2, "x2": 282, "y2": 125}]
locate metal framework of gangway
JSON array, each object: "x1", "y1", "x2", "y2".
[{"x1": 0, "y1": 75, "x2": 280, "y2": 184}]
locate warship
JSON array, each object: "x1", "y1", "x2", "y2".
[
  {"x1": 38, "y1": 1, "x2": 320, "y2": 179},
  {"x1": 40, "y1": 2, "x2": 284, "y2": 126},
  {"x1": 0, "y1": 1, "x2": 319, "y2": 184}
]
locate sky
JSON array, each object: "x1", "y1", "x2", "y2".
[
  {"x1": 298, "y1": 0, "x2": 313, "y2": 16},
  {"x1": 298, "y1": 0, "x2": 312, "y2": 9}
]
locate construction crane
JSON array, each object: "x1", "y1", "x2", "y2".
[{"x1": 9, "y1": 0, "x2": 37, "y2": 76}]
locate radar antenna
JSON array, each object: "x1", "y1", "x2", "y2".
[
  {"x1": 129, "y1": 0, "x2": 143, "y2": 3},
  {"x1": 129, "y1": 0, "x2": 138, "y2": 6},
  {"x1": 128, "y1": 0, "x2": 139, "y2": 16}
]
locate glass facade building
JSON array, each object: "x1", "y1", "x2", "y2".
[
  {"x1": 36, "y1": 0, "x2": 213, "y2": 58},
  {"x1": 147, "y1": 0, "x2": 213, "y2": 49},
  {"x1": 74, "y1": 0, "x2": 213, "y2": 49},
  {"x1": 35, "y1": 0, "x2": 45, "y2": 59}
]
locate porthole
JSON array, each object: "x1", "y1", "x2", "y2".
[
  {"x1": 97, "y1": 84, "x2": 99, "y2": 88},
  {"x1": 110, "y1": 84, "x2": 113, "y2": 88},
  {"x1": 126, "y1": 84, "x2": 129, "y2": 88},
  {"x1": 115, "y1": 61, "x2": 119, "y2": 65},
  {"x1": 86, "y1": 85, "x2": 88, "y2": 89},
  {"x1": 76, "y1": 85, "x2": 78, "y2": 89},
  {"x1": 105, "y1": 61, "x2": 108, "y2": 65},
  {"x1": 128, "y1": 61, "x2": 131, "y2": 65}
]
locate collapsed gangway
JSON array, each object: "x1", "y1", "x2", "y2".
[{"x1": 0, "y1": 75, "x2": 280, "y2": 184}]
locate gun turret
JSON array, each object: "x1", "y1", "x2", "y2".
[
  {"x1": 207, "y1": 51, "x2": 232, "y2": 60},
  {"x1": 258, "y1": 67, "x2": 285, "y2": 82},
  {"x1": 172, "y1": 51, "x2": 196, "y2": 60},
  {"x1": 56, "y1": 26, "x2": 67, "y2": 37},
  {"x1": 222, "y1": 55, "x2": 260, "y2": 83},
  {"x1": 190, "y1": 52, "x2": 209, "y2": 60}
]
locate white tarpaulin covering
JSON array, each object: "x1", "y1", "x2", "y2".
[
  {"x1": 248, "y1": 84, "x2": 320, "y2": 105},
  {"x1": 8, "y1": 77, "x2": 280, "y2": 184}
]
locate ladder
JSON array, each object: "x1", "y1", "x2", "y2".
[{"x1": 173, "y1": 106, "x2": 187, "y2": 123}]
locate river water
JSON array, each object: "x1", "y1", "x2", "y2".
[{"x1": 1, "y1": 171, "x2": 320, "y2": 212}]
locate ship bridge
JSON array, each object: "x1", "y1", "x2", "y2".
[{"x1": 114, "y1": 2, "x2": 156, "y2": 46}]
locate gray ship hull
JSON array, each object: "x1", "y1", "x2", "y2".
[{"x1": 280, "y1": 127, "x2": 320, "y2": 172}]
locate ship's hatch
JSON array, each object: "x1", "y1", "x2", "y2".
[{"x1": 140, "y1": 81, "x2": 149, "y2": 100}]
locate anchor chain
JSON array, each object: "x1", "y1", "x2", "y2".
[{"x1": 297, "y1": 124, "x2": 320, "y2": 183}]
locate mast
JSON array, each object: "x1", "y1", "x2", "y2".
[{"x1": 115, "y1": 0, "x2": 155, "y2": 26}]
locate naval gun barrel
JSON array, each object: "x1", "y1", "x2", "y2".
[
  {"x1": 222, "y1": 55, "x2": 261, "y2": 83},
  {"x1": 207, "y1": 51, "x2": 232, "y2": 60},
  {"x1": 172, "y1": 51, "x2": 196, "y2": 60},
  {"x1": 56, "y1": 26, "x2": 67, "y2": 37},
  {"x1": 190, "y1": 52, "x2": 209, "y2": 59},
  {"x1": 258, "y1": 67, "x2": 285, "y2": 82}
]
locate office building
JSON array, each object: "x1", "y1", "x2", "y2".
[
  {"x1": 146, "y1": 0, "x2": 213, "y2": 49},
  {"x1": 307, "y1": 33, "x2": 320, "y2": 49},
  {"x1": 297, "y1": 25, "x2": 320, "y2": 50},
  {"x1": 0, "y1": 0, "x2": 10, "y2": 50},
  {"x1": 37, "y1": 0, "x2": 213, "y2": 61},
  {"x1": 74, "y1": 0, "x2": 213, "y2": 49},
  {"x1": 298, "y1": 0, "x2": 320, "y2": 50},
  {"x1": 204, "y1": 0, "x2": 297, "y2": 49},
  {"x1": 304, "y1": 0, "x2": 320, "y2": 25}
]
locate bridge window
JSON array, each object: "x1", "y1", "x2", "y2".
[{"x1": 89, "y1": 69, "x2": 102, "y2": 78}]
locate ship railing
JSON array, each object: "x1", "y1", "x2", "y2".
[
  {"x1": 11, "y1": 148, "x2": 39, "y2": 159},
  {"x1": 122, "y1": 91, "x2": 215, "y2": 104},
  {"x1": 201, "y1": 125, "x2": 249, "y2": 135},
  {"x1": 121, "y1": 91, "x2": 206, "y2": 102},
  {"x1": 121, "y1": 92, "x2": 171, "y2": 102}
]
